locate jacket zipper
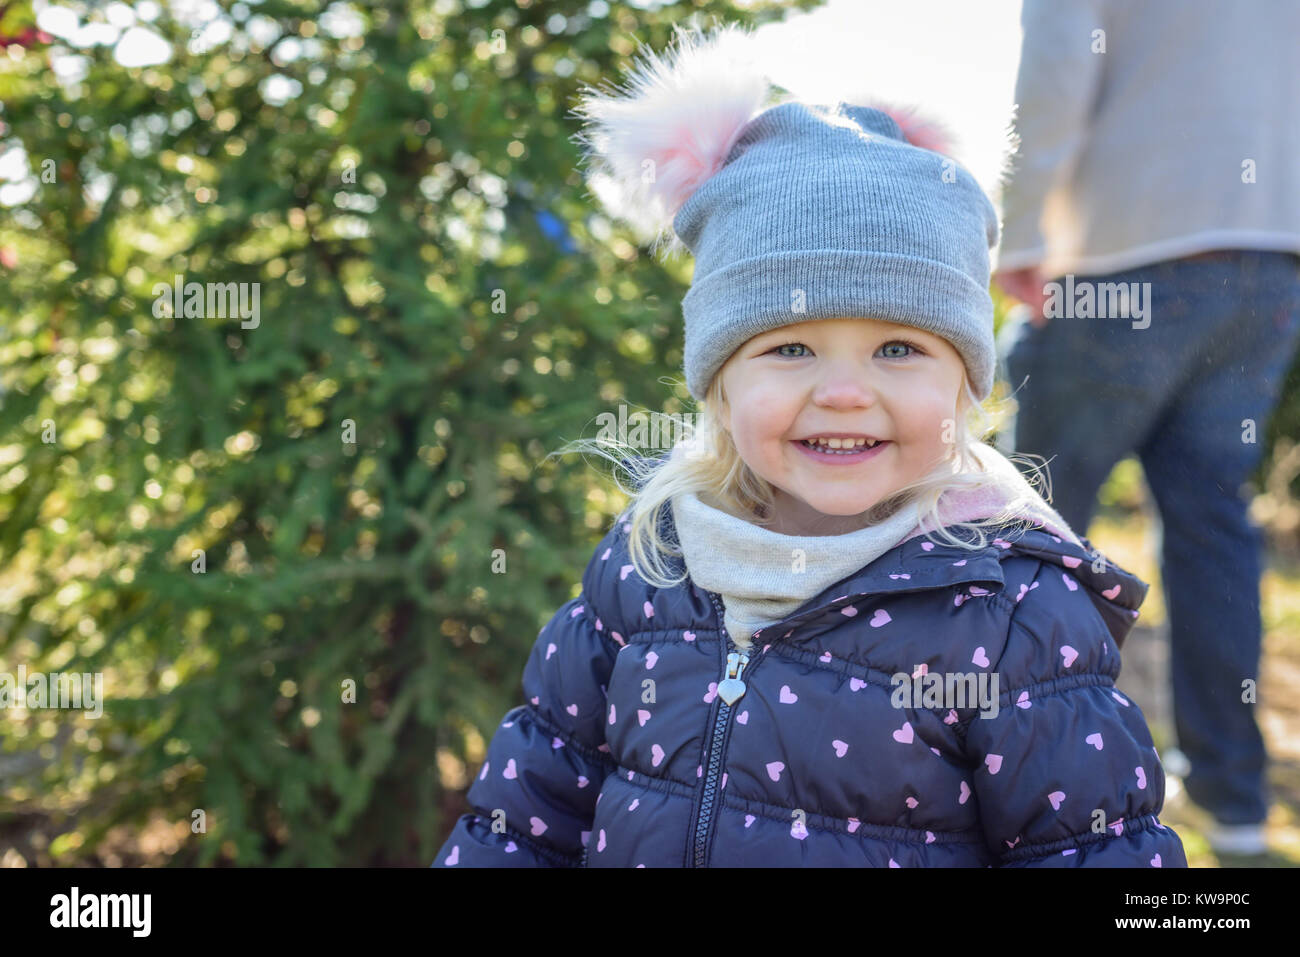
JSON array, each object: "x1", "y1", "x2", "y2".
[{"x1": 691, "y1": 590, "x2": 753, "y2": 867}]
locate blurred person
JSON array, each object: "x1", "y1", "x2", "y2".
[{"x1": 994, "y1": 0, "x2": 1300, "y2": 857}]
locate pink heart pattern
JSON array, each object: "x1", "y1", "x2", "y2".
[
  {"x1": 1015, "y1": 581, "x2": 1040, "y2": 602},
  {"x1": 475, "y1": 523, "x2": 1180, "y2": 867}
]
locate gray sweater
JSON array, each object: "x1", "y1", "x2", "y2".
[{"x1": 996, "y1": 0, "x2": 1300, "y2": 276}]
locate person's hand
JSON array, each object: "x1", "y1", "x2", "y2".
[{"x1": 993, "y1": 266, "x2": 1050, "y2": 328}]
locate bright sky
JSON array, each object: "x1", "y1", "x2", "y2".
[{"x1": 742, "y1": 0, "x2": 1025, "y2": 202}]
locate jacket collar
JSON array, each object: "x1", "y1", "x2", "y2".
[{"x1": 704, "y1": 523, "x2": 1013, "y2": 646}]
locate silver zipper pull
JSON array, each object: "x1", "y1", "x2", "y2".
[{"x1": 716, "y1": 651, "x2": 750, "y2": 705}]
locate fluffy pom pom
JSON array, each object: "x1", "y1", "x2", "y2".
[
  {"x1": 839, "y1": 90, "x2": 1018, "y2": 202},
  {"x1": 569, "y1": 22, "x2": 772, "y2": 260},
  {"x1": 862, "y1": 100, "x2": 956, "y2": 157}
]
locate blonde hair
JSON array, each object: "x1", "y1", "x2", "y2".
[{"x1": 549, "y1": 364, "x2": 1082, "y2": 590}]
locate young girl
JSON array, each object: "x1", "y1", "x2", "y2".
[{"x1": 434, "y1": 22, "x2": 1186, "y2": 868}]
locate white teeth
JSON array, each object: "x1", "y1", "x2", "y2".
[
  {"x1": 802, "y1": 437, "x2": 880, "y2": 453},
  {"x1": 813, "y1": 437, "x2": 870, "y2": 447}
]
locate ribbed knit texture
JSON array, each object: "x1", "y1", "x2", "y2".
[{"x1": 673, "y1": 100, "x2": 1001, "y2": 401}]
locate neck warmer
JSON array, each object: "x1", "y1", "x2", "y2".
[{"x1": 669, "y1": 444, "x2": 1076, "y2": 650}]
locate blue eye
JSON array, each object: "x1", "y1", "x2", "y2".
[
  {"x1": 881, "y1": 340, "x2": 923, "y2": 359},
  {"x1": 770, "y1": 342, "x2": 810, "y2": 358}
]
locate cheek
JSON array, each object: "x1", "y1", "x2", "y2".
[
  {"x1": 733, "y1": 393, "x2": 787, "y2": 440},
  {"x1": 896, "y1": 395, "x2": 954, "y2": 457}
]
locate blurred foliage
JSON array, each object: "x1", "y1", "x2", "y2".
[{"x1": 0, "y1": 0, "x2": 816, "y2": 866}]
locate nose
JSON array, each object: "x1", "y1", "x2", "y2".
[{"x1": 811, "y1": 359, "x2": 877, "y2": 409}]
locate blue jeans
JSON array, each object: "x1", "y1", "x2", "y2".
[{"x1": 1005, "y1": 250, "x2": 1300, "y2": 826}]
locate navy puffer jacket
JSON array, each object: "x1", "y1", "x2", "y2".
[{"x1": 435, "y1": 508, "x2": 1187, "y2": 868}]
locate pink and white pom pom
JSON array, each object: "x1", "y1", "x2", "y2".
[
  {"x1": 569, "y1": 22, "x2": 773, "y2": 260},
  {"x1": 569, "y1": 22, "x2": 1012, "y2": 258}
]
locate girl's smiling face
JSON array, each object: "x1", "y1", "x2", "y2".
[{"x1": 716, "y1": 317, "x2": 967, "y2": 536}]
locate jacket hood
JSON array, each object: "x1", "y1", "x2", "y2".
[{"x1": 994, "y1": 527, "x2": 1149, "y2": 651}]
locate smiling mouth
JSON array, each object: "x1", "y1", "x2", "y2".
[{"x1": 792, "y1": 437, "x2": 892, "y2": 463}]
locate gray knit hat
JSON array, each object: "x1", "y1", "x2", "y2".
[{"x1": 572, "y1": 23, "x2": 1002, "y2": 403}]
